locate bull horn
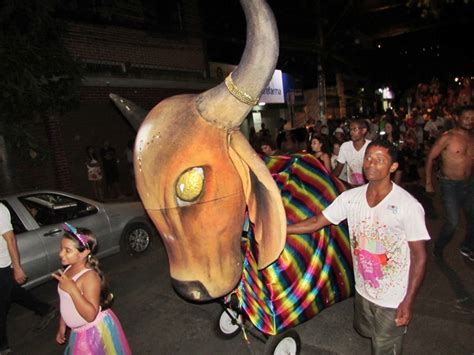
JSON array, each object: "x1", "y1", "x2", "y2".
[
  {"x1": 196, "y1": 0, "x2": 279, "y2": 129},
  {"x1": 109, "y1": 93, "x2": 147, "y2": 131}
]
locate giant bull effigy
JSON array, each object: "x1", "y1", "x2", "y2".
[{"x1": 114, "y1": 0, "x2": 354, "y2": 337}]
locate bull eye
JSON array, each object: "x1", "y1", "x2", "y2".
[{"x1": 175, "y1": 167, "x2": 204, "y2": 205}]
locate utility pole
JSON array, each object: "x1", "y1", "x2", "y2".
[{"x1": 317, "y1": 0, "x2": 327, "y2": 124}]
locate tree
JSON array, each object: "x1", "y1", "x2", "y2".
[
  {"x1": 0, "y1": 0, "x2": 81, "y2": 189},
  {"x1": 0, "y1": 0, "x2": 81, "y2": 155}
]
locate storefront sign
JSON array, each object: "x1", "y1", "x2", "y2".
[
  {"x1": 209, "y1": 62, "x2": 285, "y2": 104},
  {"x1": 260, "y1": 70, "x2": 284, "y2": 104}
]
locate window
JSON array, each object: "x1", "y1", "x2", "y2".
[{"x1": 19, "y1": 193, "x2": 98, "y2": 226}]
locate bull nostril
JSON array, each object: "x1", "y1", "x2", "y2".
[{"x1": 171, "y1": 278, "x2": 213, "y2": 302}]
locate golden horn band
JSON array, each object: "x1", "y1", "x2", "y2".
[{"x1": 225, "y1": 74, "x2": 259, "y2": 106}]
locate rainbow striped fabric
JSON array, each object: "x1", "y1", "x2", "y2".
[{"x1": 229, "y1": 153, "x2": 354, "y2": 335}]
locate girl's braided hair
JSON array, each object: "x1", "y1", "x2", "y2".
[{"x1": 62, "y1": 225, "x2": 114, "y2": 308}]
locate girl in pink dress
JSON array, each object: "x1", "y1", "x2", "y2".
[{"x1": 53, "y1": 223, "x2": 131, "y2": 354}]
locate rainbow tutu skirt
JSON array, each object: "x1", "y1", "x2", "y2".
[{"x1": 65, "y1": 309, "x2": 131, "y2": 355}]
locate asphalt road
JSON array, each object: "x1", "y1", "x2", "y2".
[{"x1": 7, "y1": 195, "x2": 474, "y2": 354}]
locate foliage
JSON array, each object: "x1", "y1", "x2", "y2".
[
  {"x1": 0, "y1": 0, "x2": 82, "y2": 159},
  {"x1": 406, "y1": 0, "x2": 472, "y2": 18}
]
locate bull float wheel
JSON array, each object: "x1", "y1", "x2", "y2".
[
  {"x1": 215, "y1": 308, "x2": 242, "y2": 339},
  {"x1": 264, "y1": 329, "x2": 301, "y2": 355}
]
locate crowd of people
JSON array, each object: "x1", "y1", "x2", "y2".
[
  {"x1": 255, "y1": 77, "x2": 471, "y2": 176},
  {"x1": 1, "y1": 77, "x2": 471, "y2": 355},
  {"x1": 254, "y1": 77, "x2": 473, "y2": 353},
  {"x1": 253, "y1": 77, "x2": 472, "y2": 193}
]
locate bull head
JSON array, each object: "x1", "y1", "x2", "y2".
[{"x1": 133, "y1": 0, "x2": 286, "y2": 301}]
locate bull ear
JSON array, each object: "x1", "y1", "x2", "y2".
[{"x1": 229, "y1": 131, "x2": 286, "y2": 269}]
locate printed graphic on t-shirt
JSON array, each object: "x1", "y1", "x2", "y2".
[
  {"x1": 350, "y1": 172, "x2": 365, "y2": 185},
  {"x1": 351, "y1": 217, "x2": 407, "y2": 299},
  {"x1": 354, "y1": 236, "x2": 387, "y2": 288},
  {"x1": 347, "y1": 165, "x2": 365, "y2": 185},
  {"x1": 87, "y1": 160, "x2": 103, "y2": 181}
]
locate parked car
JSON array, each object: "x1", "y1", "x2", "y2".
[{"x1": 0, "y1": 190, "x2": 158, "y2": 289}]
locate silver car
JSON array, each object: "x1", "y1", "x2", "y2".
[{"x1": 1, "y1": 190, "x2": 158, "y2": 289}]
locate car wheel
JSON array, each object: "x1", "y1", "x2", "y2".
[
  {"x1": 264, "y1": 330, "x2": 301, "y2": 355},
  {"x1": 121, "y1": 222, "x2": 153, "y2": 256},
  {"x1": 214, "y1": 308, "x2": 242, "y2": 339}
]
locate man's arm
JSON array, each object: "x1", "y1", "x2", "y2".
[
  {"x1": 425, "y1": 133, "x2": 449, "y2": 193},
  {"x1": 395, "y1": 240, "x2": 427, "y2": 326},
  {"x1": 2, "y1": 230, "x2": 27, "y2": 284},
  {"x1": 287, "y1": 213, "x2": 332, "y2": 235},
  {"x1": 332, "y1": 161, "x2": 344, "y2": 178}
]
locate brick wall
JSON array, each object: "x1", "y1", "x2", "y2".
[
  {"x1": 1, "y1": 83, "x2": 202, "y2": 197},
  {"x1": 61, "y1": 85, "x2": 201, "y2": 199},
  {"x1": 79, "y1": 86, "x2": 199, "y2": 109},
  {"x1": 2, "y1": 0, "x2": 209, "y2": 197},
  {"x1": 44, "y1": 115, "x2": 73, "y2": 192},
  {"x1": 62, "y1": 0, "x2": 205, "y2": 72},
  {"x1": 63, "y1": 22, "x2": 205, "y2": 71}
]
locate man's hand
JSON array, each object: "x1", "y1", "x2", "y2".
[
  {"x1": 287, "y1": 214, "x2": 331, "y2": 235},
  {"x1": 395, "y1": 240, "x2": 427, "y2": 327},
  {"x1": 425, "y1": 181, "x2": 435, "y2": 194},
  {"x1": 395, "y1": 298, "x2": 412, "y2": 327},
  {"x1": 3, "y1": 230, "x2": 28, "y2": 284},
  {"x1": 13, "y1": 266, "x2": 27, "y2": 284}
]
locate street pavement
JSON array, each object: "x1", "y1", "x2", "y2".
[{"x1": 7, "y1": 192, "x2": 474, "y2": 354}]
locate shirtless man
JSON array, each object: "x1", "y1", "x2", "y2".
[{"x1": 425, "y1": 105, "x2": 474, "y2": 260}]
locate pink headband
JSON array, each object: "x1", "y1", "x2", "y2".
[{"x1": 63, "y1": 223, "x2": 89, "y2": 249}]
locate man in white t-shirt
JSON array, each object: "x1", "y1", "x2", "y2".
[
  {"x1": 0, "y1": 203, "x2": 57, "y2": 353},
  {"x1": 424, "y1": 116, "x2": 439, "y2": 142},
  {"x1": 332, "y1": 119, "x2": 371, "y2": 187},
  {"x1": 288, "y1": 139, "x2": 429, "y2": 354}
]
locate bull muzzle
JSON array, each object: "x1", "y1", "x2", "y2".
[{"x1": 170, "y1": 278, "x2": 213, "y2": 302}]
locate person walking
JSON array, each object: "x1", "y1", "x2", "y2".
[
  {"x1": 380, "y1": 120, "x2": 403, "y2": 185},
  {"x1": 330, "y1": 141, "x2": 347, "y2": 182},
  {"x1": 288, "y1": 140, "x2": 429, "y2": 354},
  {"x1": 308, "y1": 134, "x2": 332, "y2": 172},
  {"x1": 425, "y1": 105, "x2": 474, "y2": 260},
  {"x1": 100, "y1": 140, "x2": 122, "y2": 199},
  {"x1": 332, "y1": 119, "x2": 371, "y2": 187},
  {"x1": 54, "y1": 223, "x2": 131, "y2": 354},
  {"x1": 85, "y1": 146, "x2": 104, "y2": 201},
  {"x1": 0, "y1": 203, "x2": 57, "y2": 354}
]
